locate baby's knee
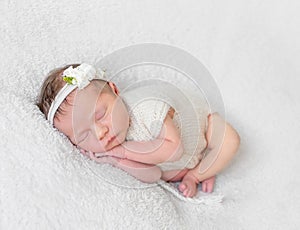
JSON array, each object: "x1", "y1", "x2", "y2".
[
  {"x1": 205, "y1": 113, "x2": 226, "y2": 148},
  {"x1": 225, "y1": 123, "x2": 240, "y2": 154},
  {"x1": 206, "y1": 113, "x2": 240, "y2": 152},
  {"x1": 143, "y1": 166, "x2": 162, "y2": 183}
]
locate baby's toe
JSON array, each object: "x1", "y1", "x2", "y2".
[
  {"x1": 185, "y1": 187, "x2": 196, "y2": 198},
  {"x1": 206, "y1": 182, "x2": 214, "y2": 193},
  {"x1": 179, "y1": 183, "x2": 187, "y2": 192},
  {"x1": 202, "y1": 182, "x2": 207, "y2": 192},
  {"x1": 183, "y1": 188, "x2": 189, "y2": 197},
  {"x1": 202, "y1": 177, "x2": 215, "y2": 193}
]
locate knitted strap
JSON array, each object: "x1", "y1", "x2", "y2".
[{"x1": 156, "y1": 179, "x2": 224, "y2": 204}]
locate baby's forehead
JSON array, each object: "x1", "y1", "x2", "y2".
[
  {"x1": 75, "y1": 84, "x2": 104, "y2": 105},
  {"x1": 89, "y1": 80, "x2": 108, "y2": 91},
  {"x1": 56, "y1": 80, "x2": 108, "y2": 123},
  {"x1": 75, "y1": 80, "x2": 107, "y2": 97}
]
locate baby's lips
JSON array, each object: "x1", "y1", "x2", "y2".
[{"x1": 106, "y1": 135, "x2": 116, "y2": 146}]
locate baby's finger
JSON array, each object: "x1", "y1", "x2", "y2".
[
  {"x1": 79, "y1": 148, "x2": 88, "y2": 156},
  {"x1": 91, "y1": 156, "x2": 120, "y2": 166},
  {"x1": 94, "y1": 152, "x2": 108, "y2": 157},
  {"x1": 88, "y1": 151, "x2": 98, "y2": 160}
]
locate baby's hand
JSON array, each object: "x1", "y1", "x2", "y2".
[
  {"x1": 95, "y1": 145, "x2": 126, "y2": 159},
  {"x1": 79, "y1": 148, "x2": 89, "y2": 157},
  {"x1": 88, "y1": 151, "x2": 122, "y2": 166}
]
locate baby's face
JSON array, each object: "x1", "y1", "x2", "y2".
[{"x1": 54, "y1": 81, "x2": 130, "y2": 153}]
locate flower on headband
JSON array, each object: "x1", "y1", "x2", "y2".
[{"x1": 62, "y1": 63, "x2": 106, "y2": 89}]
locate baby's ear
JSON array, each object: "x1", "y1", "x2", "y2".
[{"x1": 108, "y1": 82, "x2": 119, "y2": 95}]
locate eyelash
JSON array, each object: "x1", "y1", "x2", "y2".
[
  {"x1": 78, "y1": 132, "x2": 89, "y2": 144},
  {"x1": 96, "y1": 109, "x2": 106, "y2": 121},
  {"x1": 78, "y1": 109, "x2": 107, "y2": 144}
]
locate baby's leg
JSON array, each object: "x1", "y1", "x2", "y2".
[
  {"x1": 88, "y1": 153, "x2": 162, "y2": 183},
  {"x1": 179, "y1": 113, "x2": 240, "y2": 197},
  {"x1": 161, "y1": 169, "x2": 189, "y2": 182},
  {"x1": 179, "y1": 173, "x2": 216, "y2": 197}
]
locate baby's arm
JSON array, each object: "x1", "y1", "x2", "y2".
[
  {"x1": 80, "y1": 149, "x2": 162, "y2": 183},
  {"x1": 98, "y1": 114, "x2": 183, "y2": 165},
  {"x1": 87, "y1": 153, "x2": 162, "y2": 183}
]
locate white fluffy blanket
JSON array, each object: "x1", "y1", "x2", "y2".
[{"x1": 1, "y1": 0, "x2": 300, "y2": 229}]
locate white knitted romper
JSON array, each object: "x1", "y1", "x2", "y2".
[{"x1": 121, "y1": 83, "x2": 210, "y2": 171}]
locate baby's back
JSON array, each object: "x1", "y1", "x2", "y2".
[{"x1": 121, "y1": 83, "x2": 210, "y2": 171}]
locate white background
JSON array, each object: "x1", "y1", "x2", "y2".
[{"x1": 1, "y1": 0, "x2": 300, "y2": 229}]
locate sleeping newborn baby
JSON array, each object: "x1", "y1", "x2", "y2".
[{"x1": 37, "y1": 63, "x2": 240, "y2": 198}]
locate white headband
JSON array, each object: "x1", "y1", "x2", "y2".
[{"x1": 47, "y1": 63, "x2": 106, "y2": 125}]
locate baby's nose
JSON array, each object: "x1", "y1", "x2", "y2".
[{"x1": 96, "y1": 126, "x2": 109, "y2": 140}]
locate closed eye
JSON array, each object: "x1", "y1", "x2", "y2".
[
  {"x1": 95, "y1": 109, "x2": 106, "y2": 121},
  {"x1": 77, "y1": 131, "x2": 90, "y2": 145}
]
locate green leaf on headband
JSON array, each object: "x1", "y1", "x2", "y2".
[{"x1": 63, "y1": 76, "x2": 76, "y2": 85}]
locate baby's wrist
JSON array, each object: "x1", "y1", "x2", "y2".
[
  {"x1": 116, "y1": 144, "x2": 126, "y2": 158},
  {"x1": 122, "y1": 146, "x2": 127, "y2": 159}
]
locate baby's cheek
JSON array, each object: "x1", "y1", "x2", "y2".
[
  {"x1": 85, "y1": 140, "x2": 106, "y2": 153},
  {"x1": 75, "y1": 139, "x2": 93, "y2": 152}
]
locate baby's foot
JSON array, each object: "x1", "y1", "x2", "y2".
[
  {"x1": 178, "y1": 174, "x2": 198, "y2": 198},
  {"x1": 201, "y1": 176, "x2": 215, "y2": 193}
]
